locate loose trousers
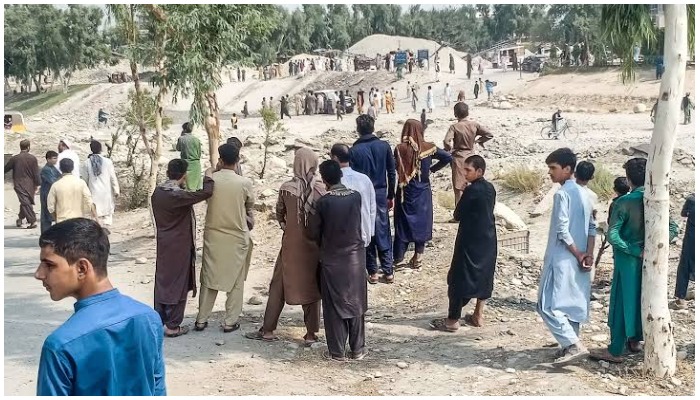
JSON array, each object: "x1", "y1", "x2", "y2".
[
  {"x1": 196, "y1": 285, "x2": 244, "y2": 326},
  {"x1": 323, "y1": 304, "x2": 365, "y2": 358},
  {"x1": 537, "y1": 306, "x2": 581, "y2": 348},
  {"x1": 155, "y1": 300, "x2": 187, "y2": 330},
  {"x1": 262, "y1": 264, "x2": 320, "y2": 334}
]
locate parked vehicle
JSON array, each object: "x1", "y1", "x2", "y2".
[
  {"x1": 4, "y1": 111, "x2": 26, "y2": 134},
  {"x1": 521, "y1": 56, "x2": 547, "y2": 72}
]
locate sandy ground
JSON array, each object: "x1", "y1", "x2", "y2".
[{"x1": 3, "y1": 49, "x2": 696, "y2": 396}]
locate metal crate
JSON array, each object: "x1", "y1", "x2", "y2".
[{"x1": 498, "y1": 230, "x2": 530, "y2": 254}]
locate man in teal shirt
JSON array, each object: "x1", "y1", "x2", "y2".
[{"x1": 35, "y1": 218, "x2": 166, "y2": 395}]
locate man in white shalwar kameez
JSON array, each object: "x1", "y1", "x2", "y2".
[
  {"x1": 538, "y1": 148, "x2": 596, "y2": 366},
  {"x1": 56, "y1": 139, "x2": 81, "y2": 179},
  {"x1": 82, "y1": 140, "x2": 119, "y2": 229}
]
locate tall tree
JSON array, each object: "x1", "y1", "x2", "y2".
[
  {"x1": 601, "y1": 4, "x2": 694, "y2": 378},
  {"x1": 60, "y1": 5, "x2": 110, "y2": 90}
]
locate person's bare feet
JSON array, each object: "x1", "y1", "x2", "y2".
[{"x1": 465, "y1": 313, "x2": 484, "y2": 327}]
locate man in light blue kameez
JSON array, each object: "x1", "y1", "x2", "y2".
[{"x1": 538, "y1": 148, "x2": 597, "y2": 366}]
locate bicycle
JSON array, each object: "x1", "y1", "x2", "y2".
[{"x1": 540, "y1": 120, "x2": 578, "y2": 140}]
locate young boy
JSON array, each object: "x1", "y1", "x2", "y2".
[
  {"x1": 574, "y1": 161, "x2": 599, "y2": 220},
  {"x1": 40, "y1": 151, "x2": 62, "y2": 233},
  {"x1": 607, "y1": 177, "x2": 630, "y2": 225},
  {"x1": 36, "y1": 219, "x2": 166, "y2": 395},
  {"x1": 538, "y1": 148, "x2": 596, "y2": 366}
]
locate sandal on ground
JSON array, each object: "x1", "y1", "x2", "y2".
[
  {"x1": 409, "y1": 259, "x2": 422, "y2": 270},
  {"x1": 303, "y1": 333, "x2": 319, "y2": 346},
  {"x1": 349, "y1": 348, "x2": 369, "y2": 360},
  {"x1": 588, "y1": 348, "x2": 623, "y2": 364},
  {"x1": 367, "y1": 274, "x2": 379, "y2": 284},
  {"x1": 244, "y1": 329, "x2": 279, "y2": 342},
  {"x1": 464, "y1": 313, "x2": 483, "y2": 327},
  {"x1": 26, "y1": 223, "x2": 37, "y2": 229},
  {"x1": 552, "y1": 344, "x2": 589, "y2": 366},
  {"x1": 382, "y1": 274, "x2": 395, "y2": 284},
  {"x1": 194, "y1": 321, "x2": 208, "y2": 331},
  {"x1": 323, "y1": 351, "x2": 347, "y2": 362},
  {"x1": 429, "y1": 318, "x2": 458, "y2": 332},
  {"x1": 223, "y1": 322, "x2": 241, "y2": 333},
  {"x1": 15, "y1": 219, "x2": 22, "y2": 228},
  {"x1": 669, "y1": 300, "x2": 688, "y2": 310},
  {"x1": 165, "y1": 325, "x2": 190, "y2": 338},
  {"x1": 627, "y1": 341, "x2": 643, "y2": 353}
]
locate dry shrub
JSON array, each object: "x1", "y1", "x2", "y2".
[
  {"x1": 589, "y1": 165, "x2": 616, "y2": 201},
  {"x1": 436, "y1": 190, "x2": 455, "y2": 210},
  {"x1": 499, "y1": 165, "x2": 543, "y2": 194}
]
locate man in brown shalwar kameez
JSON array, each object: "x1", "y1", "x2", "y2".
[
  {"x1": 151, "y1": 159, "x2": 214, "y2": 337},
  {"x1": 306, "y1": 160, "x2": 368, "y2": 362},
  {"x1": 443, "y1": 102, "x2": 493, "y2": 212},
  {"x1": 4, "y1": 139, "x2": 40, "y2": 228},
  {"x1": 245, "y1": 148, "x2": 326, "y2": 344}
]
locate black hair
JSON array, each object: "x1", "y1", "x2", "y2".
[
  {"x1": 226, "y1": 137, "x2": 243, "y2": 149},
  {"x1": 39, "y1": 218, "x2": 110, "y2": 277},
  {"x1": 465, "y1": 154, "x2": 486, "y2": 173},
  {"x1": 19, "y1": 139, "x2": 30, "y2": 150},
  {"x1": 454, "y1": 102, "x2": 469, "y2": 119},
  {"x1": 90, "y1": 140, "x2": 102, "y2": 154},
  {"x1": 45, "y1": 150, "x2": 58, "y2": 159},
  {"x1": 330, "y1": 143, "x2": 351, "y2": 163},
  {"x1": 613, "y1": 176, "x2": 630, "y2": 195},
  {"x1": 623, "y1": 157, "x2": 646, "y2": 187},
  {"x1": 575, "y1": 161, "x2": 595, "y2": 181},
  {"x1": 167, "y1": 159, "x2": 189, "y2": 180},
  {"x1": 319, "y1": 160, "x2": 342, "y2": 186},
  {"x1": 428, "y1": 85, "x2": 432, "y2": 90},
  {"x1": 182, "y1": 122, "x2": 192, "y2": 133},
  {"x1": 59, "y1": 158, "x2": 74, "y2": 173},
  {"x1": 218, "y1": 144, "x2": 240, "y2": 165},
  {"x1": 545, "y1": 147, "x2": 577, "y2": 171},
  {"x1": 356, "y1": 114, "x2": 375, "y2": 136}
]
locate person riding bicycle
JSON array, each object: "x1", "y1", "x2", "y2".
[
  {"x1": 551, "y1": 109, "x2": 563, "y2": 138},
  {"x1": 98, "y1": 108, "x2": 109, "y2": 126}
]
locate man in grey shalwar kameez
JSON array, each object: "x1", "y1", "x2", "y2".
[
  {"x1": 306, "y1": 160, "x2": 368, "y2": 362},
  {"x1": 538, "y1": 148, "x2": 596, "y2": 366}
]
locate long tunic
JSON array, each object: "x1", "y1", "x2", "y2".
[
  {"x1": 427, "y1": 90, "x2": 434, "y2": 109},
  {"x1": 56, "y1": 149, "x2": 81, "y2": 179},
  {"x1": 4, "y1": 151, "x2": 40, "y2": 207},
  {"x1": 607, "y1": 188, "x2": 679, "y2": 346},
  {"x1": 176, "y1": 134, "x2": 202, "y2": 191},
  {"x1": 340, "y1": 166, "x2": 376, "y2": 247},
  {"x1": 448, "y1": 178, "x2": 497, "y2": 299},
  {"x1": 394, "y1": 149, "x2": 452, "y2": 244},
  {"x1": 349, "y1": 134, "x2": 396, "y2": 251},
  {"x1": 306, "y1": 184, "x2": 367, "y2": 319},
  {"x1": 538, "y1": 180, "x2": 596, "y2": 323},
  {"x1": 82, "y1": 155, "x2": 120, "y2": 219},
  {"x1": 274, "y1": 183, "x2": 325, "y2": 305},
  {"x1": 444, "y1": 119, "x2": 493, "y2": 191},
  {"x1": 37, "y1": 289, "x2": 165, "y2": 396},
  {"x1": 152, "y1": 177, "x2": 213, "y2": 305},
  {"x1": 201, "y1": 170, "x2": 254, "y2": 292},
  {"x1": 678, "y1": 194, "x2": 695, "y2": 281},
  {"x1": 47, "y1": 174, "x2": 94, "y2": 223},
  {"x1": 40, "y1": 164, "x2": 62, "y2": 229}
]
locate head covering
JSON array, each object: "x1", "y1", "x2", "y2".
[
  {"x1": 60, "y1": 139, "x2": 73, "y2": 149},
  {"x1": 280, "y1": 147, "x2": 324, "y2": 226},
  {"x1": 88, "y1": 139, "x2": 104, "y2": 177},
  {"x1": 395, "y1": 119, "x2": 437, "y2": 190}
]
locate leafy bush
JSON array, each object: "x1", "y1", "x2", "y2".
[
  {"x1": 498, "y1": 165, "x2": 544, "y2": 194},
  {"x1": 588, "y1": 165, "x2": 616, "y2": 201}
]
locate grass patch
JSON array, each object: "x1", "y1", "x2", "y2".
[
  {"x1": 497, "y1": 164, "x2": 543, "y2": 194},
  {"x1": 4, "y1": 84, "x2": 93, "y2": 116},
  {"x1": 589, "y1": 165, "x2": 616, "y2": 201}
]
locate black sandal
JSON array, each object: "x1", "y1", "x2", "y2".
[
  {"x1": 194, "y1": 321, "x2": 208, "y2": 331},
  {"x1": 223, "y1": 322, "x2": 241, "y2": 333},
  {"x1": 165, "y1": 325, "x2": 190, "y2": 338}
]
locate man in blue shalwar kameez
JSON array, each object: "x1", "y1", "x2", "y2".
[
  {"x1": 35, "y1": 218, "x2": 166, "y2": 396},
  {"x1": 537, "y1": 148, "x2": 597, "y2": 366}
]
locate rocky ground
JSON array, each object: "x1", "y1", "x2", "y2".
[{"x1": 3, "y1": 47, "x2": 696, "y2": 396}]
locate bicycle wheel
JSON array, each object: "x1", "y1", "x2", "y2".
[
  {"x1": 540, "y1": 126, "x2": 553, "y2": 140},
  {"x1": 563, "y1": 124, "x2": 578, "y2": 140}
]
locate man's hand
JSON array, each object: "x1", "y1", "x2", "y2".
[
  {"x1": 387, "y1": 198, "x2": 394, "y2": 211},
  {"x1": 204, "y1": 167, "x2": 214, "y2": 178}
]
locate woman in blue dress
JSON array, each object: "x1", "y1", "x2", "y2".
[{"x1": 393, "y1": 119, "x2": 452, "y2": 269}]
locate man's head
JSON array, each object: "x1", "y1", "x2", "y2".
[
  {"x1": 356, "y1": 114, "x2": 375, "y2": 136},
  {"x1": 319, "y1": 160, "x2": 342, "y2": 188},
  {"x1": 545, "y1": 147, "x2": 576, "y2": 184},
  {"x1": 574, "y1": 161, "x2": 595, "y2": 183},
  {"x1": 623, "y1": 157, "x2": 646, "y2": 188},
  {"x1": 35, "y1": 218, "x2": 110, "y2": 301},
  {"x1": 686, "y1": 92, "x2": 691, "y2": 97},
  {"x1": 182, "y1": 122, "x2": 192, "y2": 134},
  {"x1": 454, "y1": 102, "x2": 469, "y2": 119},
  {"x1": 58, "y1": 140, "x2": 70, "y2": 152},
  {"x1": 45, "y1": 151, "x2": 58, "y2": 166},
  {"x1": 59, "y1": 158, "x2": 74, "y2": 174},
  {"x1": 18, "y1": 139, "x2": 31, "y2": 152},
  {"x1": 166, "y1": 159, "x2": 189, "y2": 183},
  {"x1": 218, "y1": 143, "x2": 240, "y2": 167},
  {"x1": 613, "y1": 176, "x2": 630, "y2": 196},
  {"x1": 226, "y1": 136, "x2": 243, "y2": 149},
  {"x1": 330, "y1": 143, "x2": 351, "y2": 165},
  {"x1": 90, "y1": 140, "x2": 102, "y2": 155},
  {"x1": 446, "y1": 83, "x2": 449, "y2": 87},
  {"x1": 464, "y1": 155, "x2": 486, "y2": 183},
  {"x1": 428, "y1": 85, "x2": 432, "y2": 90},
  {"x1": 557, "y1": 109, "x2": 562, "y2": 113}
]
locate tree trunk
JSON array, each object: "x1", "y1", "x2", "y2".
[
  {"x1": 147, "y1": 86, "x2": 164, "y2": 238},
  {"x1": 203, "y1": 91, "x2": 221, "y2": 168},
  {"x1": 33, "y1": 75, "x2": 41, "y2": 93},
  {"x1": 641, "y1": 3, "x2": 686, "y2": 379}
]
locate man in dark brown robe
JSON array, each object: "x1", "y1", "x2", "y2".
[
  {"x1": 151, "y1": 159, "x2": 214, "y2": 337},
  {"x1": 430, "y1": 155, "x2": 497, "y2": 332},
  {"x1": 4, "y1": 139, "x2": 40, "y2": 228},
  {"x1": 306, "y1": 160, "x2": 368, "y2": 362},
  {"x1": 443, "y1": 103, "x2": 493, "y2": 212}
]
